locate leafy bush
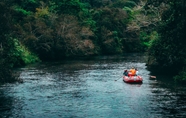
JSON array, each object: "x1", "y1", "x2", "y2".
[
  {"x1": 10, "y1": 38, "x2": 40, "y2": 67},
  {"x1": 123, "y1": 7, "x2": 134, "y2": 22},
  {"x1": 174, "y1": 69, "x2": 186, "y2": 83},
  {"x1": 140, "y1": 31, "x2": 158, "y2": 51},
  {"x1": 111, "y1": 0, "x2": 136, "y2": 8},
  {"x1": 14, "y1": 7, "x2": 31, "y2": 15}
]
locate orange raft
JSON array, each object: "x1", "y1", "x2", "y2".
[{"x1": 123, "y1": 75, "x2": 143, "y2": 84}]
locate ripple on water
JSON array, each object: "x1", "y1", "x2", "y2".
[{"x1": 1, "y1": 54, "x2": 186, "y2": 118}]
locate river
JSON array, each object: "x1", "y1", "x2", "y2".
[{"x1": 0, "y1": 54, "x2": 186, "y2": 118}]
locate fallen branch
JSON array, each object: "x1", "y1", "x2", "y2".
[{"x1": 150, "y1": 75, "x2": 156, "y2": 79}]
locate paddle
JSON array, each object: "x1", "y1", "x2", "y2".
[{"x1": 115, "y1": 76, "x2": 123, "y2": 81}]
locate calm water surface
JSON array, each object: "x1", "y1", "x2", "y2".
[{"x1": 0, "y1": 54, "x2": 186, "y2": 118}]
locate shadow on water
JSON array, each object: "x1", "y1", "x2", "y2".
[
  {"x1": 0, "y1": 53, "x2": 186, "y2": 118},
  {"x1": 0, "y1": 90, "x2": 12, "y2": 117},
  {"x1": 147, "y1": 70, "x2": 186, "y2": 118}
]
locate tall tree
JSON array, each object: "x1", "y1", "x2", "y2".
[
  {"x1": 148, "y1": 0, "x2": 186, "y2": 73},
  {"x1": 0, "y1": 1, "x2": 15, "y2": 82}
]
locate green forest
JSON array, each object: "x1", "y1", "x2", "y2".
[{"x1": 0, "y1": 0, "x2": 186, "y2": 83}]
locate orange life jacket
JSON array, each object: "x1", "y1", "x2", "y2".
[{"x1": 129, "y1": 69, "x2": 136, "y2": 76}]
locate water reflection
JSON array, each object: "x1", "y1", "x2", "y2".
[{"x1": 0, "y1": 54, "x2": 186, "y2": 118}]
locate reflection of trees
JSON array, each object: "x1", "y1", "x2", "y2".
[
  {"x1": 150, "y1": 79, "x2": 186, "y2": 117},
  {"x1": 0, "y1": 90, "x2": 13, "y2": 117}
]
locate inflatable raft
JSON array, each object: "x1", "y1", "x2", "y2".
[{"x1": 123, "y1": 75, "x2": 143, "y2": 84}]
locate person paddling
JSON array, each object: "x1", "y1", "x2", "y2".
[
  {"x1": 128, "y1": 67, "x2": 136, "y2": 76},
  {"x1": 135, "y1": 68, "x2": 138, "y2": 76},
  {"x1": 123, "y1": 70, "x2": 128, "y2": 76}
]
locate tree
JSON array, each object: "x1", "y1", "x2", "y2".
[
  {"x1": 148, "y1": 0, "x2": 186, "y2": 74},
  {"x1": 0, "y1": 1, "x2": 15, "y2": 82}
]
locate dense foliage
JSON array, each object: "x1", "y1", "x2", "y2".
[
  {"x1": 147, "y1": 0, "x2": 186, "y2": 82},
  {"x1": 0, "y1": 1, "x2": 17, "y2": 82},
  {"x1": 1, "y1": 0, "x2": 185, "y2": 83}
]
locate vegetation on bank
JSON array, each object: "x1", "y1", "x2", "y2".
[
  {"x1": 1, "y1": 0, "x2": 186, "y2": 83},
  {"x1": 146, "y1": 0, "x2": 186, "y2": 83},
  {"x1": 0, "y1": 0, "x2": 155, "y2": 83}
]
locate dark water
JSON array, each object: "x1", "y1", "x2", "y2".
[{"x1": 0, "y1": 54, "x2": 186, "y2": 118}]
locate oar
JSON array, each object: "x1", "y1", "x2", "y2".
[{"x1": 115, "y1": 76, "x2": 123, "y2": 81}]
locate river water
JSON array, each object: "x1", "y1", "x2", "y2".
[{"x1": 0, "y1": 54, "x2": 186, "y2": 118}]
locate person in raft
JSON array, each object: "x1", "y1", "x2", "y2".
[
  {"x1": 128, "y1": 67, "x2": 136, "y2": 76},
  {"x1": 123, "y1": 70, "x2": 128, "y2": 76},
  {"x1": 135, "y1": 68, "x2": 138, "y2": 76}
]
